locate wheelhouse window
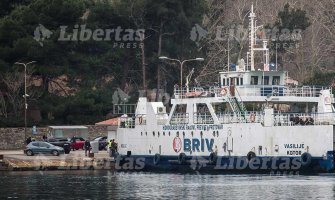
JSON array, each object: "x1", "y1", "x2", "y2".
[
  {"x1": 272, "y1": 76, "x2": 280, "y2": 85},
  {"x1": 262, "y1": 76, "x2": 269, "y2": 85},
  {"x1": 222, "y1": 78, "x2": 226, "y2": 86},
  {"x1": 251, "y1": 76, "x2": 258, "y2": 85},
  {"x1": 230, "y1": 78, "x2": 234, "y2": 86}
]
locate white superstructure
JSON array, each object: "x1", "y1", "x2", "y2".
[{"x1": 114, "y1": 5, "x2": 335, "y2": 172}]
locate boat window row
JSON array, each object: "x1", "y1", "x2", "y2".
[
  {"x1": 251, "y1": 76, "x2": 280, "y2": 85},
  {"x1": 222, "y1": 76, "x2": 281, "y2": 86},
  {"x1": 222, "y1": 77, "x2": 244, "y2": 86}
]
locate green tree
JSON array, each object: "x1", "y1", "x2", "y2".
[
  {"x1": 270, "y1": 3, "x2": 311, "y2": 53},
  {"x1": 0, "y1": 0, "x2": 207, "y2": 126}
]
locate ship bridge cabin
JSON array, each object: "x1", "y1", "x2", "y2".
[
  {"x1": 220, "y1": 69, "x2": 286, "y2": 97},
  {"x1": 217, "y1": 67, "x2": 333, "y2": 105}
]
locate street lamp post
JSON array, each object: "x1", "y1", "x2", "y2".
[
  {"x1": 247, "y1": 52, "x2": 250, "y2": 71},
  {"x1": 15, "y1": 61, "x2": 36, "y2": 141},
  {"x1": 158, "y1": 56, "x2": 204, "y2": 87}
]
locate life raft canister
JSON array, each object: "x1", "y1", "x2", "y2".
[
  {"x1": 247, "y1": 151, "x2": 256, "y2": 161},
  {"x1": 324, "y1": 96, "x2": 331, "y2": 104},
  {"x1": 153, "y1": 153, "x2": 160, "y2": 165},
  {"x1": 209, "y1": 152, "x2": 217, "y2": 164},
  {"x1": 178, "y1": 153, "x2": 186, "y2": 164},
  {"x1": 139, "y1": 116, "x2": 143, "y2": 124},
  {"x1": 250, "y1": 113, "x2": 256, "y2": 122},
  {"x1": 300, "y1": 152, "x2": 312, "y2": 167},
  {"x1": 220, "y1": 88, "x2": 227, "y2": 96}
]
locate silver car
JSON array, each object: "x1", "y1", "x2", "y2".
[{"x1": 24, "y1": 141, "x2": 65, "y2": 156}]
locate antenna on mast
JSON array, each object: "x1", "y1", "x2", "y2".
[
  {"x1": 249, "y1": 4, "x2": 256, "y2": 71},
  {"x1": 248, "y1": 4, "x2": 269, "y2": 71}
]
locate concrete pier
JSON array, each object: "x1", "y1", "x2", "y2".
[{"x1": 0, "y1": 150, "x2": 115, "y2": 171}]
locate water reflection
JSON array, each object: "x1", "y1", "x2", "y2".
[{"x1": 0, "y1": 171, "x2": 334, "y2": 199}]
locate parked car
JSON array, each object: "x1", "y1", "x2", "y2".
[
  {"x1": 68, "y1": 136, "x2": 85, "y2": 150},
  {"x1": 47, "y1": 138, "x2": 71, "y2": 154},
  {"x1": 92, "y1": 136, "x2": 107, "y2": 150},
  {"x1": 24, "y1": 141, "x2": 64, "y2": 156}
]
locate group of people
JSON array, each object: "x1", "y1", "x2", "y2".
[
  {"x1": 290, "y1": 116, "x2": 314, "y2": 125},
  {"x1": 84, "y1": 139, "x2": 117, "y2": 157},
  {"x1": 84, "y1": 139, "x2": 118, "y2": 157},
  {"x1": 26, "y1": 135, "x2": 48, "y2": 145}
]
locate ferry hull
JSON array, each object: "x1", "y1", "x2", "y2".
[{"x1": 115, "y1": 152, "x2": 334, "y2": 174}]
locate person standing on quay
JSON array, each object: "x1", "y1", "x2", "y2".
[
  {"x1": 26, "y1": 137, "x2": 32, "y2": 145},
  {"x1": 42, "y1": 135, "x2": 47, "y2": 141},
  {"x1": 108, "y1": 139, "x2": 113, "y2": 157},
  {"x1": 84, "y1": 139, "x2": 91, "y2": 156}
]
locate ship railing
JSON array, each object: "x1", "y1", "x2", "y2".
[
  {"x1": 193, "y1": 112, "x2": 214, "y2": 124},
  {"x1": 314, "y1": 113, "x2": 335, "y2": 125},
  {"x1": 236, "y1": 85, "x2": 331, "y2": 97},
  {"x1": 273, "y1": 112, "x2": 335, "y2": 126},
  {"x1": 174, "y1": 86, "x2": 222, "y2": 99},
  {"x1": 118, "y1": 116, "x2": 136, "y2": 128},
  {"x1": 113, "y1": 104, "x2": 137, "y2": 114},
  {"x1": 173, "y1": 85, "x2": 332, "y2": 99},
  {"x1": 170, "y1": 113, "x2": 189, "y2": 124},
  {"x1": 173, "y1": 87, "x2": 185, "y2": 99},
  {"x1": 216, "y1": 111, "x2": 264, "y2": 124}
]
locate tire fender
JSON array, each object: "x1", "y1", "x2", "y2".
[
  {"x1": 178, "y1": 153, "x2": 186, "y2": 164},
  {"x1": 300, "y1": 152, "x2": 312, "y2": 166},
  {"x1": 247, "y1": 151, "x2": 256, "y2": 161},
  {"x1": 153, "y1": 153, "x2": 160, "y2": 165},
  {"x1": 209, "y1": 152, "x2": 217, "y2": 164}
]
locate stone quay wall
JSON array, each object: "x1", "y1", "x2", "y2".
[{"x1": 0, "y1": 125, "x2": 108, "y2": 150}]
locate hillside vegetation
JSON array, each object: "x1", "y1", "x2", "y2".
[{"x1": 0, "y1": 0, "x2": 334, "y2": 127}]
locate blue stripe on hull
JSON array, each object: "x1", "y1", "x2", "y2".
[{"x1": 115, "y1": 151, "x2": 334, "y2": 174}]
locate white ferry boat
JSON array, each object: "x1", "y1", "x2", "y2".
[{"x1": 113, "y1": 6, "x2": 335, "y2": 173}]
